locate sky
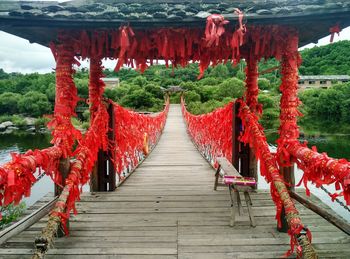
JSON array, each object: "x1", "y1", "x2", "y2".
[{"x1": 0, "y1": 20, "x2": 349, "y2": 73}]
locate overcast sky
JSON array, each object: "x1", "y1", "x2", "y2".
[{"x1": 0, "y1": 24, "x2": 349, "y2": 73}]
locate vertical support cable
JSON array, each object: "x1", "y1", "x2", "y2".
[{"x1": 276, "y1": 29, "x2": 301, "y2": 232}]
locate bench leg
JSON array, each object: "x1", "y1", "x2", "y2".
[
  {"x1": 214, "y1": 166, "x2": 221, "y2": 191},
  {"x1": 236, "y1": 191, "x2": 243, "y2": 216},
  {"x1": 229, "y1": 186, "x2": 236, "y2": 227},
  {"x1": 244, "y1": 191, "x2": 256, "y2": 227}
]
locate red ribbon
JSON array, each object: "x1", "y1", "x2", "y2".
[
  {"x1": 205, "y1": 14, "x2": 229, "y2": 47},
  {"x1": 330, "y1": 24, "x2": 341, "y2": 43}
]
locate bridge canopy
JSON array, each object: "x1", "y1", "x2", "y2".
[{"x1": 0, "y1": 0, "x2": 350, "y2": 47}]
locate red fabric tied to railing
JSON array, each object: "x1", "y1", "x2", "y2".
[
  {"x1": 237, "y1": 99, "x2": 312, "y2": 257},
  {"x1": 0, "y1": 146, "x2": 62, "y2": 217},
  {"x1": 287, "y1": 143, "x2": 350, "y2": 205},
  {"x1": 181, "y1": 97, "x2": 233, "y2": 168},
  {"x1": 112, "y1": 100, "x2": 169, "y2": 178}
]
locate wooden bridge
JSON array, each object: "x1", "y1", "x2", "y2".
[{"x1": 1, "y1": 105, "x2": 349, "y2": 258}]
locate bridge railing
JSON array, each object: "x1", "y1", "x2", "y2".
[
  {"x1": 181, "y1": 97, "x2": 233, "y2": 168},
  {"x1": 112, "y1": 99, "x2": 170, "y2": 182},
  {"x1": 182, "y1": 97, "x2": 317, "y2": 258},
  {"x1": 30, "y1": 99, "x2": 169, "y2": 258}
]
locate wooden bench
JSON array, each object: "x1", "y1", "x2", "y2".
[{"x1": 214, "y1": 157, "x2": 256, "y2": 227}]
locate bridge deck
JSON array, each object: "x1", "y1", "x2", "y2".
[{"x1": 1, "y1": 104, "x2": 350, "y2": 258}]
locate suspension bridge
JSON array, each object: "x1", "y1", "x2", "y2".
[
  {"x1": 1, "y1": 0, "x2": 350, "y2": 258},
  {"x1": 0, "y1": 104, "x2": 349, "y2": 258}
]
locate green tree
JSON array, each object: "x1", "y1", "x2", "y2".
[
  {"x1": 184, "y1": 90, "x2": 201, "y2": 103},
  {"x1": 216, "y1": 78, "x2": 244, "y2": 100},
  {"x1": 18, "y1": 91, "x2": 52, "y2": 116},
  {"x1": 0, "y1": 92, "x2": 22, "y2": 114},
  {"x1": 209, "y1": 64, "x2": 229, "y2": 78},
  {"x1": 120, "y1": 89, "x2": 154, "y2": 110},
  {"x1": 258, "y1": 78, "x2": 271, "y2": 90}
]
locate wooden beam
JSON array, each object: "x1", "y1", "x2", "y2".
[
  {"x1": 0, "y1": 197, "x2": 57, "y2": 245},
  {"x1": 290, "y1": 191, "x2": 350, "y2": 236}
]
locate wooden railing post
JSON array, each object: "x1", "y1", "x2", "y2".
[
  {"x1": 55, "y1": 158, "x2": 70, "y2": 237},
  {"x1": 232, "y1": 101, "x2": 240, "y2": 170},
  {"x1": 91, "y1": 103, "x2": 116, "y2": 192},
  {"x1": 232, "y1": 101, "x2": 258, "y2": 186}
]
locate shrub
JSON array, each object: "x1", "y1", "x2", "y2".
[{"x1": 0, "y1": 92, "x2": 22, "y2": 114}]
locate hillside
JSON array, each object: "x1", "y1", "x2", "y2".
[{"x1": 299, "y1": 40, "x2": 350, "y2": 76}]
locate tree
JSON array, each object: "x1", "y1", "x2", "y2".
[
  {"x1": 258, "y1": 78, "x2": 271, "y2": 90},
  {"x1": 144, "y1": 84, "x2": 163, "y2": 99},
  {"x1": 215, "y1": 78, "x2": 244, "y2": 100},
  {"x1": 184, "y1": 90, "x2": 201, "y2": 103},
  {"x1": 120, "y1": 89, "x2": 154, "y2": 110},
  {"x1": 209, "y1": 64, "x2": 229, "y2": 78},
  {"x1": 0, "y1": 92, "x2": 22, "y2": 114},
  {"x1": 18, "y1": 91, "x2": 52, "y2": 117}
]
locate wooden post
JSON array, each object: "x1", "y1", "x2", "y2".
[
  {"x1": 249, "y1": 149, "x2": 258, "y2": 189},
  {"x1": 54, "y1": 158, "x2": 70, "y2": 237},
  {"x1": 233, "y1": 101, "x2": 257, "y2": 184},
  {"x1": 232, "y1": 101, "x2": 240, "y2": 171},
  {"x1": 277, "y1": 165, "x2": 295, "y2": 233},
  {"x1": 90, "y1": 103, "x2": 116, "y2": 192}
]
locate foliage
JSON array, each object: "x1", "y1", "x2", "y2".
[
  {"x1": 300, "y1": 41, "x2": 350, "y2": 76},
  {"x1": 18, "y1": 91, "x2": 51, "y2": 117},
  {"x1": 0, "y1": 92, "x2": 22, "y2": 114},
  {"x1": 0, "y1": 114, "x2": 26, "y2": 127},
  {"x1": 34, "y1": 117, "x2": 50, "y2": 128},
  {"x1": 0, "y1": 202, "x2": 26, "y2": 229},
  {"x1": 0, "y1": 40, "x2": 349, "y2": 128}
]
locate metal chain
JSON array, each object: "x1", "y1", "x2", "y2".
[{"x1": 320, "y1": 185, "x2": 350, "y2": 213}]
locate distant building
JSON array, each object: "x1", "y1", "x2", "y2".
[
  {"x1": 102, "y1": 78, "x2": 120, "y2": 89},
  {"x1": 298, "y1": 75, "x2": 350, "y2": 91}
]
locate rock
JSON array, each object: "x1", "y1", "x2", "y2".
[
  {"x1": 174, "y1": 10, "x2": 187, "y2": 17},
  {"x1": 167, "y1": 14, "x2": 183, "y2": 20},
  {"x1": 26, "y1": 127, "x2": 36, "y2": 132},
  {"x1": 43, "y1": 5, "x2": 65, "y2": 13},
  {"x1": 21, "y1": 5, "x2": 34, "y2": 10},
  {"x1": 24, "y1": 117, "x2": 35, "y2": 126},
  {"x1": 195, "y1": 11, "x2": 211, "y2": 19},
  {"x1": 0, "y1": 121, "x2": 14, "y2": 130}
]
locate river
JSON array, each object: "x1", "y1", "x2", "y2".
[{"x1": 1, "y1": 120, "x2": 350, "y2": 223}]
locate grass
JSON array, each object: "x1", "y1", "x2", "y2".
[{"x1": 0, "y1": 202, "x2": 26, "y2": 229}]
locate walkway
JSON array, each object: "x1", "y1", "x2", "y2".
[{"x1": 1, "y1": 105, "x2": 350, "y2": 258}]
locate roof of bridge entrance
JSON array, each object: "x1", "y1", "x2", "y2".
[{"x1": 1, "y1": 0, "x2": 350, "y2": 47}]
